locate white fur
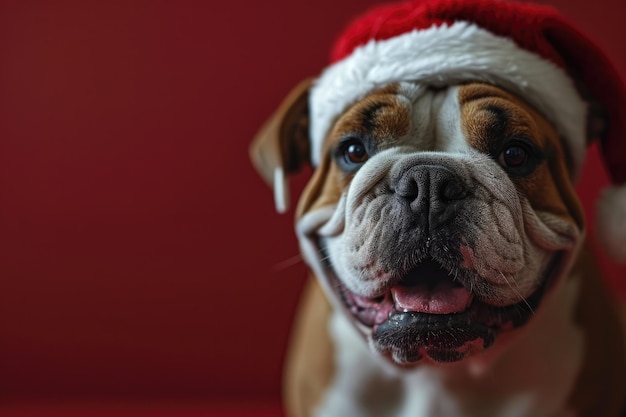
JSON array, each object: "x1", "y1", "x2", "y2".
[
  {"x1": 432, "y1": 85, "x2": 470, "y2": 153},
  {"x1": 597, "y1": 185, "x2": 626, "y2": 262},
  {"x1": 309, "y1": 21, "x2": 587, "y2": 178}
]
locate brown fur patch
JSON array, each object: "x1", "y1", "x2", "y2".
[
  {"x1": 331, "y1": 85, "x2": 411, "y2": 149},
  {"x1": 283, "y1": 278, "x2": 335, "y2": 417},
  {"x1": 296, "y1": 153, "x2": 344, "y2": 219},
  {"x1": 296, "y1": 84, "x2": 412, "y2": 218},
  {"x1": 458, "y1": 83, "x2": 584, "y2": 229}
]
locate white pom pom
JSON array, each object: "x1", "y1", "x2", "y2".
[{"x1": 596, "y1": 185, "x2": 626, "y2": 263}]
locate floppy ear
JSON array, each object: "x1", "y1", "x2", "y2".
[{"x1": 250, "y1": 78, "x2": 312, "y2": 213}]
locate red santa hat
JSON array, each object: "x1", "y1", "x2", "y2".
[{"x1": 307, "y1": 0, "x2": 626, "y2": 262}]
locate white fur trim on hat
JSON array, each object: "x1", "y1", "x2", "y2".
[
  {"x1": 309, "y1": 21, "x2": 587, "y2": 177},
  {"x1": 597, "y1": 185, "x2": 626, "y2": 262}
]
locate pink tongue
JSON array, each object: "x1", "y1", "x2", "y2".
[{"x1": 391, "y1": 280, "x2": 472, "y2": 314}]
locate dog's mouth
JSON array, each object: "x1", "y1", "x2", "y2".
[
  {"x1": 336, "y1": 257, "x2": 558, "y2": 365},
  {"x1": 340, "y1": 260, "x2": 475, "y2": 326}
]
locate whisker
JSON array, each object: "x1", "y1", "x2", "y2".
[
  {"x1": 272, "y1": 254, "x2": 303, "y2": 272},
  {"x1": 331, "y1": 280, "x2": 344, "y2": 290},
  {"x1": 498, "y1": 270, "x2": 535, "y2": 315},
  {"x1": 320, "y1": 254, "x2": 332, "y2": 262}
]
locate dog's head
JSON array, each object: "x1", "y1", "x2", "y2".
[
  {"x1": 250, "y1": 0, "x2": 626, "y2": 367},
  {"x1": 252, "y1": 80, "x2": 584, "y2": 365}
]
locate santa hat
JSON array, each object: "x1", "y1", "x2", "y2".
[{"x1": 308, "y1": 0, "x2": 626, "y2": 262}]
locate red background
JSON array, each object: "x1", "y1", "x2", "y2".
[{"x1": 0, "y1": 0, "x2": 624, "y2": 414}]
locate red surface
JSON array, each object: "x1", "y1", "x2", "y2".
[
  {"x1": 0, "y1": 0, "x2": 624, "y2": 413},
  {"x1": 1, "y1": 401, "x2": 284, "y2": 417}
]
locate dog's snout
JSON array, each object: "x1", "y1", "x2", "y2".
[{"x1": 394, "y1": 164, "x2": 468, "y2": 208}]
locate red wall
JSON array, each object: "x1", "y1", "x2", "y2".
[{"x1": 0, "y1": 0, "x2": 624, "y2": 409}]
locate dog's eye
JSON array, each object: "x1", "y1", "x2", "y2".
[
  {"x1": 496, "y1": 139, "x2": 544, "y2": 177},
  {"x1": 343, "y1": 139, "x2": 369, "y2": 164},
  {"x1": 334, "y1": 136, "x2": 373, "y2": 172},
  {"x1": 499, "y1": 145, "x2": 527, "y2": 168}
]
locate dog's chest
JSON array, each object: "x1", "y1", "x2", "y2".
[{"x1": 313, "y1": 277, "x2": 584, "y2": 417}]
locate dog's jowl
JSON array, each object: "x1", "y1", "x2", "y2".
[{"x1": 250, "y1": 1, "x2": 626, "y2": 416}]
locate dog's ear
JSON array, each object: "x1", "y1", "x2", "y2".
[{"x1": 250, "y1": 79, "x2": 312, "y2": 213}]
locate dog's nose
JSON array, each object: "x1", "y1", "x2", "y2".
[{"x1": 394, "y1": 164, "x2": 468, "y2": 210}]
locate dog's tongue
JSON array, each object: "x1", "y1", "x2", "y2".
[{"x1": 391, "y1": 269, "x2": 473, "y2": 314}]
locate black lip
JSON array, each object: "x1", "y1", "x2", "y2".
[{"x1": 373, "y1": 309, "x2": 495, "y2": 364}]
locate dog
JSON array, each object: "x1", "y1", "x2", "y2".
[{"x1": 250, "y1": 1, "x2": 626, "y2": 415}]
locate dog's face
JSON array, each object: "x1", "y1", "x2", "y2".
[{"x1": 252, "y1": 81, "x2": 585, "y2": 366}]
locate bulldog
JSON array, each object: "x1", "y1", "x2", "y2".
[{"x1": 250, "y1": 1, "x2": 626, "y2": 416}]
